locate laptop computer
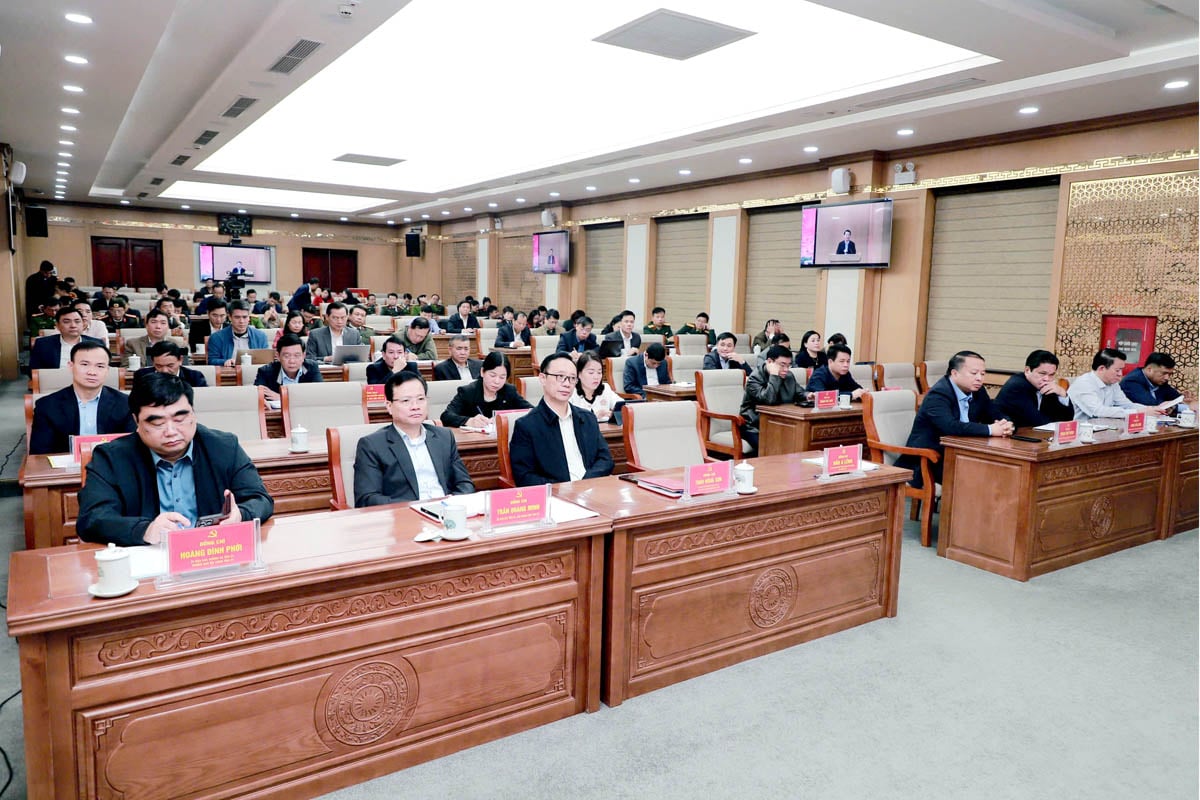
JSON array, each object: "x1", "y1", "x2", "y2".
[
  {"x1": 246, "y1": 348, "x2": 275, "y2": 364},
  {"x1": 332, "y1": 344, "x2": 370, "y2": 365}
]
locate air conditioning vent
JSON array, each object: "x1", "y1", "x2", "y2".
[
  {"x1": 333, "y1": 153, "x2": 404, "y2": 167},
  {"x1": 222, "y1": 96, "x2": 259, "y2": 118},
  {"x1": 137, "y1": 192, "x2": 149, "y2": 198},
  {"x1": 170, "y1": 155, "x2": 191, "y2": 166},
  {"x1": 193, "y1": 130, "x2": 219, "y2": 146},
  {"x1": 594, "y1": 9, "x2": 755, "y2": 60},
  {"x1": 269, "y1": 39, "x2": 323, "y2": 74},
  {"x1": 693, "y1": 124, "x2": 772, "y2": 144},
  {"x1": 851, "y1": 78, "x2": 987, "y2": 111},
  {"x1": 149, "y1": 178, "x2": 164, "y2": 186}
]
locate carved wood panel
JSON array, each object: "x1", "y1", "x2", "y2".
[{"x1": 1033, "y1": 480, "x2": 1161, "y2": 560}]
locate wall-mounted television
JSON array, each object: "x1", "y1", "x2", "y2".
[
  {"x1": 800, "y1": 198, "x2": 893, "y2": 268},
  {"x1": 196, "y1": 243, "x2": 275, "y2": 285},
  {"x1": 532, "y1": 230, "x2": 570, "y2": 274}
]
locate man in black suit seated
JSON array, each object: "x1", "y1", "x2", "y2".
[
  {"x1": 188, "y1": 300, "x2": 229, "y2": 354},
  {"x1": 1120, "y1": 352, "x2": 1184, "y2": 411},
  {"x1": 76, "y1": 372, "x2": 273, "y2": 546},
  {"x1": 601, "y1": 309, "x2": 642, "y2": 357},
  {"x1": 443, "y1": 299, "x2": 480, "y2": 333},
  {"x1": 509, "y1": 353, "x2": 613, "y2": 486},
  {"x1": 623, "y1": 342, "x2": 669, "y2": 398},
  {"x1": 557, "y1": 315, "x2": 597, "y2": 360},
  {"x1": 494, "y1": 311, "x2": 532, "y2": 348},
  {"x1": 994, "y1": 349, "x2": 1074, "y2": 428},
  {"x1": 433, "y1": 335, "x2": 482, "y2": 381},
  {"x1": 805, "y1": 344, "x2": 865, "y2": 399},
  {"x1": 30, "y1": 341, "x2": 135, "y2": 455},
  {"x1": 133, "y1": 341, "x2": 208, "y2": 388},
  {"x1": 254, "y1": 333, "x2": 323, "y2": 402},
  {"x1": 353, "y1": 371, "x2": 475, "y2": 506},
  {"x1": 740, "y1": 344, "x2": 801, "y2": 455},
  {"x1": 703, "y1": 332, "x2": 752, "y2": 374},
  {"x1": 29, "y1": 305, "x2": 105, "y2": 371},
  {"x1": 896, "y1": 350, "x2": 1014, "y2": 488},
  {"x1": 366, "y1": 335, "x2": 420, "y2": 384},
  {"x1": 836, "y1": 229, "x2": 856, "y2": 255}
]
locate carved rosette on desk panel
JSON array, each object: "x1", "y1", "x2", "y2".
[{"x1": 318, "y1": 659, "x2": 419, "y2": 746}]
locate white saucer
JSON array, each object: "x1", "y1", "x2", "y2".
[
  {"x1": 289, "y1": 447, "x2": 309, "y2": 453},
  {"x1": 88, "y1": 579, "x2": 139, "y2": 599},
  {"x1": 736, "y1": 486, "x2": 759, "y2": 495}
]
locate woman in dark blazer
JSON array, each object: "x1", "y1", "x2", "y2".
[
  {"x1": 793, "y1": 329, "x2": 829, "y2": 369},
  {"x1": 439, "y1": 351, "x2": 531, "y2": 427}
]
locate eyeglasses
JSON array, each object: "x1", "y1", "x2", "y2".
[
  {"x1": 388, "y1": 396, "x2": 427, "y2": 407},
  {"x1": 543, "y1": 373, "x2": 578, "y2": 385}
]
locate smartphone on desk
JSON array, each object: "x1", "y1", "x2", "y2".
[{"x1": 196, "y1": 492, "x2": 234, "y2": 527}]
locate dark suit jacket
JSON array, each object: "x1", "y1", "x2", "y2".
[
  {"x1": 365, "y1": 359, "x2": 418, "y2": 384},
  {"x1": 1120, "y1": 368, "x2": 1181, "y2": 408},
  {"x1": 29, "y1": 334, "x2": 105, "y2": 371},
  {"x1": 494, "y1": 325, "x2": 531, "y2": 348},
  {"x1": 29, "y1": 385, "x2": 135, "y2": 455},
  {"x1": 623, "y1": 355, "x2": 670, "y2": 397},
  {"x1": 433, "y1": 358, "x2": 482, "y2": 381},
  {"x1": 133, "y1": 366, "x2": 208, "y2": 388},
  {"x1": 510, "y1": 401, "x2": 613, "y2": 486},
  {"x1": 77, "y1": 424, "x2": 273, "y2": 546},
  {"x1": 836, "y1": 240, "x2": 856, "y2": 254},
  {"x1": 353, "y1": 424, "x2": 474, "y2": 506},
  {"x1": 703, "y1": 351, "x2": 751, "y2": 375},
  {"x1": 794, "y1": 350, "x2": 828, "y2": 369},
  {"x1": 440, "y1": 380, "x2": 531, "y2": 427},
  {"x1": 254, "y1": 360, "x2": 324, "y2": 393},
  {"x1": 444, "y1": 314, "x2": 480, "y2": 333},
  {"x1": 897, "y1": 376, "x2": 1003, "y2": 487},
  {"x1": 740, "y1": 366, "x2": 801, "y2": 427},
  {"x1": 557, "y1": 330, "x2": 597, "y2": 354},
  {"x1": 286, "y1": 285, "x2": 312, "y2": 312},
  {"x1": 993, "y1": 373, "x2": 1075, "y2": 428},
  {"x1": 805, "y1": 365, "x2": 862, "y2": 394},
  {"x1": 601, "y1": 331, "x2": 642, "y2": 358}
]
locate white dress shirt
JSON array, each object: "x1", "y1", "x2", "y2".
[
  {"x1": 1068, "y1": 371, "x2": 1138, "y2": 421},
  {"x1": 457, "y1": 363, "x2": 473, "y2": 380},
  {"x1": 554, "y1": 406, "x2": 587, "y2": 481},
  {"x1": 395, "y1": 425, "x2": 446, "y2": 500}
]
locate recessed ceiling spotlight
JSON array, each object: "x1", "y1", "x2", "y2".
[
  {"x1": 180, "y1": 204, "x2": 190, "y2": 210},
  {"x1": 58, "y1": 139, "x2": 74, "y2": 146},
  {"x1": 237, "y1": 209, "x2": 247, "y2": 214},
  {"x1": 402, "y1": 217, "x2": 412, "y2": 222},
  {"x1": 897, "y1": 128, "x2": 915, "y2": 136},
  {"x1": 628, "y1": 177, "x2": 640, "y2": 184},
  {"x1": 56, "y1": 170, "x2": 69, "y2": 175},
  {"x1": 803, "y1": 146, "x2": 819, "y2": 153},
  {"x1": 55, "y1": 193, "x2": 66, "y2": 198},
  {"x1": 339, "y1": 216, "x2": 348, "y2": 222},
  {"x1": 64, "y1": 54, "x2": 89, "y2": 65},
  {"x1": 63, "y1": 85, "x2": 84, "y2": 93},
  {"x1": 65, "y1": 12, "x2": 93, "y2": 24},
  {"x1": 60, "y1": 124, "x2": 77, "y2": 131},
  {"x1": 1164, "y1": 79, "x2": 1190, "y2": 90},
  {"x1": 738, "y1": 157, "x2": 753, "y2": 165},
  {"x1": 119, "y1": 200, "x2": 130, "y2": 205},
  {"x1": 58, "y1": 152, "x2": 71, "y2": 158},
  {"x1": 421, "y1": 213, "x2": 430, "y2": 219},
  {"x1": 441, "y1": 210, "x2": 451, "y2": 215},
  {"x1": 463, "y1": 207, "x2": 472, "y2": 212},
  {"x1": 548, "y1": 192, "x2": 560, "y2": 198},
  {"x1": 487, "y1": 202, "x2": 498, "y2": 208},
  {"x1": 678, "y1": 168, "x2": 691, "y2": 176},
  {"x1": 290, "y1": 212, "x2": 300, "y2": 218},
  {"x1": 1018, "y1": 106, "x2": 1039, "y2": 115},
  {"x1": 57, "y1": 162, "x2": 70, "y2": 167},
  {"x1": 515, "y1": 197, "x2": 526, "y2": 203},
  {"x1": 585, "y1": 185, "x2": 597, "y2": 191},
  {"x1": 386, "y1": 219, "x2": 396, "y2": 225},
  {"x1": 61, "y1": 107, "x2": 80, "y2": 115}
]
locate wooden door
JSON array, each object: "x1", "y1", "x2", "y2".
[
  {"x1": 91, "y1": 237, "x2": 126, "y2": 286},
  {"x1": 301, "y1": 248, "x2": 331, "y2": 290},
  {"x1": 90, "y1": 236, "x2": 164, "y2": 287},
  {"x1": 129, "y1": 239, "x2": 164, "y2": 287},
  {"x1": 301, "y1": 247, "x2": 358, "y2": 293}
]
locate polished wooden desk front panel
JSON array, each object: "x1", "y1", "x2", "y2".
[
  {"x1": 939, "y1": 426, "x2": 1198, "y2": 581},
  {"x1": 489, "y1": 347, "x2": 534, "y2": 384},
  {"x1": 756, "y1": 403, "x2": 866, "y2": 456},
  {"x1": 643, "y1": 384, "x2": 697, "y2": 402},
  {"x1": 7, "y1": 508, "x2": 609, "y2": 800},
  {"x1": 554, "y1": 454, "x2": 909, "y2": 706}
]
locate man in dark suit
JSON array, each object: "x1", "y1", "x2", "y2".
[
  {"x1": 29, "y1": 341, "x2": 135, "y2": 455},
  {"x1": 805, "y1": 344, "x2": 865, "y2": 399},
  {"x1": 994, "y1": 349, "x2": 1074, "y2": 428},
  {"x1": 433, "y1": 335, "x2": 482, "y2": 381},
  {"x1": 189, "y1": 301, "x2": 229, "y2": 354},
  {"x1": 622, "y1": 343, "x2": 669, "y2": 398},
  {"x1": 510, "y1": 353, "x2": 613, "y2": 486},
  {"x1": 287, "y1": 277, "x2": 321, "y2": 312},
  {"x1": 134, "y1": 341, "x2": 208, "y2": 387},
  {"x1": 897, "y1": 350, "x2": 1014, "y2": 488},
  {"x1": 367, "y1": 336, "x2": 420, "y2": 384},
  {"x1": 354, "y1": 372, "x2": 475, "y2": 506},
  {"x1": 29, "y1": 306, "x2": 105, "y2": 371},
  {"x1": 1120, "y1": 352, "x2": 1184, "y2": 411},
  {"x1": 601, "y1": 309, "x2": 642, "y2": 357},
  {"x1": 703, "y1": 332, "x2": 752, "y2": 374},
  {"x1": 556, "y1": 316, "x2": 597, "y2": 359},
  {"x1": 836, "y1": 229, "x2": 856, "y2": 255},
  {"x1": 444, "y1": 299, "x2": 480, "y2": 333},
  {"x1": 25, "y1": 260, "x2": 58, "y2": 325},
  {"x1": 305, "y1": 302, "x2": 364, "y2": 362},
  {"x1": 255, "y1": 334, "x2": 323, "y2": 401},
  {"x1": 76, "y1": 372, "x2": 273, "y2": 546},
  {"x1": 740, "y1": 344, "x2": 801, "y2": 454},
  {"x1": 494, "y1": 312, "x2": 531, "y2": 348}
]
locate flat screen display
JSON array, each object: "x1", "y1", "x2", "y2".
[
  {"x1": 800, "y1": 198, "x2": 893, "y2": 268},
  {"x1": 532, "y1": 230, "x2": 570, "y2": 274},
  {"x1": 198, "y1": 243, "x2": 274, "y2": 284}
]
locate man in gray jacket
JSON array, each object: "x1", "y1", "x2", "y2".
[
  {"x1": 304, "y1": 302, "x2": 364, "y2": 362},
  {"x1": 740, "y1": 344, "x2": 800, "y2": 455}
]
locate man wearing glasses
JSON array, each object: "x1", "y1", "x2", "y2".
[
  {"x1": 509, "y1": 352, "x2": 613, "y2": 486},
  {"x1": 353, "y1": 371, "x2": 474, "y2": 506},
  {"x1": 76, "y1": 372, "x2": 273, "y2": 546}
]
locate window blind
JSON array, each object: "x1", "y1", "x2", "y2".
[
  {"x1": 653, "y1": 216, "x2": 708, "y2": 325},
  {"x1": 498, "y1": 235, "x2": 543, "y2": 312},
  {"x1": 744, "y1": 207, "x2": 819, "y2": 341},
  {"x1": 584, "y1": 223, "x2": 625, "y2": 321},
  {"x1": 442, "y1": 238, "x2": 477, "y2": 304}
]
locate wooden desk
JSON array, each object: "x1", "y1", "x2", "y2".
[
  {"x1": 939, "y1": 426, "x2": 1199, "y2": 581},
  {"x1": 756, "y1": 403, "x2": 866, "y2": 455},
  {"x1": 7, "y1": 507, "x2": 608, "y2": 800},
  {"x1": 215, "y1": 364, "x2": 345, "y2": 386},
  {"x1": 491, "y1": 346, "x2": 534, "y2": 385},
  {"x1": 554, "y1": 453, "x2": 909, "y2": 706},
  {"x1": 643, "y1": 383, "x2": 697, "y2": 402}
]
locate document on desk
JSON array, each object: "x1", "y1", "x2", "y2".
[
  {"x1": 802, "y1": 457, "x2": 880, "y2": 471},
  {"x1": 47, "y1": 455, "x2": 78, "y2": 469},
  {"x1": 1034, "y1": 422, "x2": 1112, "y2": 432}
]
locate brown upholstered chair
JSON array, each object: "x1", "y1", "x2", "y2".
[
  {"x1": 622, "y1": 400, "x2": 711, "y2": 472},
  {"x1": 695, "y1": 369, "x2": 750, "y2": 459},
  {"x1": 326, "y1": 422, "x2": 389, "y2": 510},
  {"x1": 495, "y1": 408, "x2": 534, "y2": 488}
]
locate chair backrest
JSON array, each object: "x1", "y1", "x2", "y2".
[
  {"x1": 861, "y1": 389, "x2": 918, "y2": 466},
  {"x1": 370, "y1": 335, "x2": 392, "y2": 358},
  {"x1": 729, "y1": 333, "x2": 752, "y2": 354},
  {"x1": 366, "y1": 316, "x2": 395, "y2": 332},
  {"x1": 281, "y1": 382, "x2": 368, "y2": 438},
  {"x1": 495, "y1": 408, "x2": 534, "y2": 487},
  {"x1": 118, "y1": 327, "x2": 148, "y2": 343},
  {"x1": 918, "y1": 360, "x2": 948, "y2": 393},
  {"x1": 190, "y1": 364, "x2": 219, "y2": 387},
  {"x1": 673, "y1": 334, "x2": 709, "y2": 356},
  {"x1": 607, "y1": 356, "x2": 631, "y2": 396},
  {"x1": 32, "y1": 366, "x2": 121, "y2": 393},
  {"x1": 518, "y1": 375, "x2": 544, "y2": 404},
  {"x1": 667, "y1": 355, "x2": 705, "y2": 383},
  {"x1": 344, "y1": 361, "x2": 370, "y2": 383},
  {"x1": 695, "y1": 369, "x2": 747, "y2": 438},
  {"x1": 641, "y1": 334, "x2": 666, "y2": 350},
  {"x1": 875, "y1": 362, "x2": 919, "y2": 392},
  {"x1": 426, "y1": 378, "x2": 471, "y2": 422},
  {"x1": 327, "y1": 422, "x2": 389, "y2": 509},
  {"x1": 238, "y1": 364, "x2": 258, "y2": 386},
  {"x1": 481, "y1": 318, "x2": 501, "y2": 329},
  {"x1": 850, "y1": 363, "x2": 874, "y2": 389},
  {"x1": 191, "y1": 386, "x2": 268, "y2": 441},
  {"x1": 531, "y1": 335, "x2": 560, "y2": 365},
  {"x1": 789, "y1": 367, "x2": 809, "y2": 386},
  {"x1": 623, "y1": 400, "x2": 707, "y2": 470}
]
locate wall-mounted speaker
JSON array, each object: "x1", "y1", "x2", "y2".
[
  {"x1": 404, "y1": 232, "x2": 422, "y2": 258},
  {"x1": 830, "y1": 167, "x2": 851, "y2": 194},
  {"x1": 9, "y1": 160, "x2": 26, "y2": 186},
  {"x1": 25, "y1": 205, "x2": 48, "y2": 238},
  {"x1": 540, "y1": 209, "x2": 556, "y2": 227}
]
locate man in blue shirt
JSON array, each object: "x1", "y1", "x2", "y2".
[
  {"x1": 1120, "y1": 352, "x2": 1183, "y2": 413},
  {"x1": 207, "y1": 299, "x2": 269, "y2": 365}
]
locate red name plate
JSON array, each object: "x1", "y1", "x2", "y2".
[
  {"x1": 1126, "y1": 412, "x2": 1145, "y2": 434},
  {"x1": 488, "y1": 484, "x2": 550, "y2": 527},
  {"x1": 824, "y1": 443, "x2": 862, "y2": 475},
  {"x1": 1053, "y1": 420, "x2": 1078, "y2": 444},
  {"x1": 815, "y1": 390, "x2": 838, "y2": 410},
  {"x1": 72, "y1": 432, "x2": 131, "y2": 462},
  {"x1": 363, "y1": 383, "x2": 386, "y2": 403},
  {"x1": 686, "y1": 460, "x2": 731, "y2": 496},
  {"x1": 168, "y1": 520, "x2": 257, "y2": 576}
]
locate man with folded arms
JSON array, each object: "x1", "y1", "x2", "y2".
[
  {"x1": 255, "y1": 333, "x2": 324, "y2": 401},
  {"x1": 510, "y1": 353, "x2": 613, "y2": 486},
  {"x1": 1120, "y1": 352, "x2": 1184, "y2": 413},
  {"x1": 30, "y1": 341, "x2": 135, "y2": 455},
  {"x1": 805, "y1": 343, "x2": 865, "y2": 399},
  {"x1": 703, "y1": 332, "x2": 751, "y2": 374},
  {"x1": 994, "y1": 349, "x2": 1074, "y2": 427},
  {"x1": 367, "y1": 335, "x2": 420, "y2": 384},
  {"x1": 354, "y1": 371, "x2": 475, "y2": 506},
  {"x1": 77, "y1": 373, "x2": 273, "y2": 546},
  {"x1": 623, "y1": 342, "x2": 669, "y2": 398},
  {"x1": 740, "y1": 344, "x2": 800, "y2": 455},
  {"x1": 208, "y1": 300, "x2": 269, "y2": 366},
  {"x1": 134, "y1": 341, "x2": 208, "y2": 388},
  {"x1": 1068, "y1": 348, "x2": 1165, "y2": 422},
  {"x1": 29, "y1": 305, "x2": 104, "y2": 370},
  {"x1": 434, "y1": 335, "x2": 482, "y2": 381},
  {"x1": 897, "y1": 350, "x2": 1013, "y2": 488}
]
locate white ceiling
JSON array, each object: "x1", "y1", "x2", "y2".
[{"x1": 0, "y1": 0, "x2": 1195, "y2": 225}]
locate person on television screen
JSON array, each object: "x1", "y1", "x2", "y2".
[
  {"x1": 836, "y1": 229, "x2": 856, "y2": 255},
  {"x1": 546, "y1": 249, "x2": 556, "y2": 267},
  {"x1": 229, "y1": 261, "x2": 246, "y2": 277}
]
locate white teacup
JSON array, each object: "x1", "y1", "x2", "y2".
[
  {"x1": 838, "y1": 394, "x2": 852, "y2": 409},
  {"x1": 95, "y1": 543, "x2": 132, "y2": 594},
  {"x1": 1079, "y1": 423, "x2": 1095, "y2": 443},
  {"x1": 734, "y1": 461, "x2": 755, "y2": 492},
  {"x1": 290, "y1": 426, "x2": 309, "y2": 452},
  {"x1": 441, "y1": 502, "x2": 469, "y2": 540},
  {"x1": 1180, "y1": 410, "x2": 1196, "y2": 428}
]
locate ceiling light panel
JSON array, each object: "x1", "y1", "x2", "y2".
[
  {"x1": 158, "y1": 181, "x2": 392, "y2": 213},
  {"x1": 196, "y1": 0, "x2": 992, "y2": 195}
]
